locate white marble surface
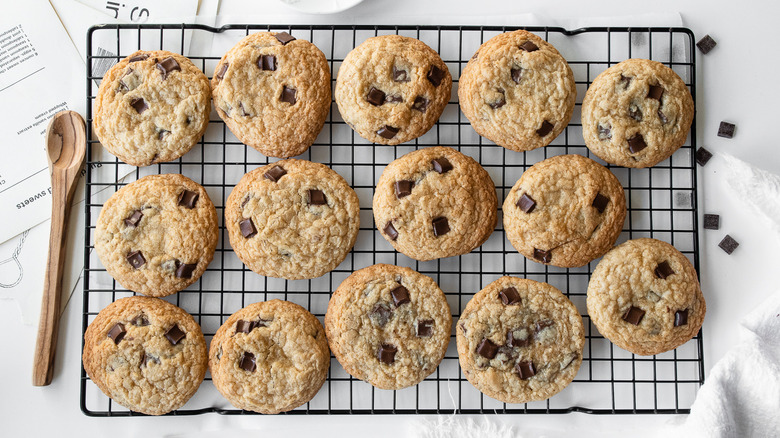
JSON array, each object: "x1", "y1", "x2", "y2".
[{"x1": 2, "y1": 0, "x2": 779, "y2": 436}]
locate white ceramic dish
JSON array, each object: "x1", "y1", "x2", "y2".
[{"x1": 276, "y1": 0, "x2": 366, "y2": 14}]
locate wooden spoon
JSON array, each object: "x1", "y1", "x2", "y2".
[{"x1": 32, "y1": 110, "x2": 86, "y2": 386}]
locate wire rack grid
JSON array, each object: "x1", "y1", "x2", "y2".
[{"x1": 82, "y1": 24, "x2": 703, "y2": 416}]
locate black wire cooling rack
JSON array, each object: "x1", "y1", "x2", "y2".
[{"x1": 82, "y1": 24, "x2": 703, "y2": 416}]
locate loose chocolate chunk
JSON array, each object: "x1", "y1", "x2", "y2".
[
  {"x1": 658, "y1": 109, "x2": 669, "y2": 124},
  {"x1": 393, "y1": 66, "x2": 410, "y2": 82},
  {"x1": 107, "y1": 323, "x2": 126, "y2": 344},
  {"x1": 239, "y1": 218, "x2": 257, "y2": 238},
  {"x1": 274, "y1": 32, "x2": 296, "y2": 45},
  {"x1": 432, "y1": 157, "x2": 453, "y2": 174},
  {"x1": 156, "y1": 56, "x2": 181, "y2": 80},
  {"x1": 704, "y1": 214, "x2": 720, "y2": 230},
  {"x1": 383, "y1": 222, "x2": 399, "y2": 240},
  {"x1": 216, "y1": 62, "x2": 229, "y2": 80},
  {"x1": 647, "y1": 85, "x2": 664, "y2": 101},
  {"x1": 427, "y1": 65, "x2": 445, "y2": 87},
  {"x1": 158, "y1": 129, "x2": 170, "y2": 140},
  {"x1": 394, "y1": 180, "x2": 414, "y2": 198},
  {"x1": 412, "y1": 96, "x2": 429, "y2": 113},
  {"x1": 533, "y1": 248, "x2": 552, "y2": 263},
  {"x1": 264, "y1": 165, "x2": 287, "y2": 182},
  {"x1": 258, "y1": 54, "x2": 277, "y2": 71},
  {"x1": 432, "y1": 217, "x2": 450, "y2": 237},
  {"x1": 386, "y1": 95, "x2": 403, "y2": 103},
  {"x1": 175, "y1": 263, "x2": 197, "y2": 279},
  {"x1": 127, "y1": 250, "x2": 146, "y2": 269},
  {"x1": 622, "y1": 306, "x2": 645, "y2": 325},
  {"x1": 476, "y1": 338, "x2": 499, "y2": 359},
  {"x1": 598, "y1": 123, "x2": 612, "y2": 140},
  {"x1": 130, "y1": 97, "x2": 148, "y2": 114},
  {"x1": 128, "y1": 54, "x2": 149, "y2": 63},
  {"x1": 516, "y1": 360, "x2": 536, "y2": 379},
  {"x1": 718, "y1": 121, "x2": 735, "y2": 138},
  {"x1": 592, "y1": 193, "x2": 609, "y2": 213},
  {"x1": 695, "y1": 147, "x2": 713, "y2": 167},
  {"x1": 519, "y1": 41, "x2": 539, "y2": 52},
  {"x1": 177, "y1": 190, "x2": 199, "y2": 209},
  {"x1": 391, "y1": 285, "x2": 411, "y2": 307},
  {"x1": 124, "y1": 210, "x2": 143, "y2": 227},
  {"x1": 131, "y1": 314, "x2": 149, "y2": 326},
  {"x1": 536, "y1": 120, "x2": 554, "y2": 137},
  {"x1": 164, "y1": 325, "x2": 186, "y2": 345},
  {"x1": 535, "y1": 319, "x2": 554, "y2": 333},
  {"x1": 511, "y1": 67, "x2": 522, "y2": 84},
  {"x1": 619, "y1": 74, "x2": 632, "y2": 89},
  {"x1": 308, "y1": 189, "x2": 327, "y2": 206},
  {"x1": 674, "y1": 309, "x2": 689, "y2": 327},
  {"x1": 377, "y1": 343, "x2": 397, "y2": 364},
  {"x1": 239, "y1": 352, "x2": 256, "y2": 372},
  {"x1": 489, "y1": 95, "x2": 506, "y2": 109},
  {"x1": 627, "y1": 134, "x2": 647, "y2": 153},
  {"x1": 696, "y1": 35, "x2": 717, "y2": 54},
  {"x1": 377, "y1": 125, "x2": 399, "y2": 139},
  {"x1": 499, "y1": 287, "x2": 521, "y2": 305},
  {"x1": 366, "y1": 87, "x2": 386, "y2": 106},
  {"x1": 516, "y1": 193, "x2": 536, "y2": 213},
  {"x1": 718, "y1": 235, "x2": 739, "y2": 254},
  {"x1": 280, "y1": 86, "x2": 297, "y2": 105},
  {"x1": 654, "y1": 261, "x2": 675, "y2": 279},
  {"x1": 507, "y1": 329, "x2": 530, "y2": 348},
  {"x1": 628, "y1": 104, "x2": 642, "y2": 122},
  {"x1": 370, "y1": 304, "x2": 392, "y2": 327},
  {"x1": 417, "y1": 319, "x2": 434, "y2": 337}
]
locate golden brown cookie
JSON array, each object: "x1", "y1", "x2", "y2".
[
  {"x1": 373, "y1": 146, "x2": 497, "y2": 261},
  {"x1": 503, "y1": 154, "x2": 626, "y2": 268},
  {"x1": 581, "y1": 58, "x2": 694, "y2": 168},
  {"x1": 587, "y1": 238, "x2": 705, "y2": 356},
  {"x1": 212, "y1": 32, "x2": 331, "y2": 158},
  {"x1": 209, "y1": 300, "x2": 329, "y2": 414},
  {"x1": 458, "y1": 30, "x2": 576, "y2": 152},
  {"x1": 94, "y1": 50, "x2": 211, "y2": 166},
  {"x1": 335, "y1": 35, "x2": 452, "y2": 145}
]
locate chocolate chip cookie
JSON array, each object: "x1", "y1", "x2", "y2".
[
  {"x1": 457, "y1": 277, "x2": 584, "y2": 404},
  {"x1": 95, "y1": 174, "x2": 218, "y2": 297},
  {"x1": 324, "y1": 264, "x2": 451, "y2": 390},
  {"x1": 335, "y1": 35, "x2": 452, "y2": 145},
  {"x1": 212, "y1": 32, "x2": 330, "y2": 158},
  {"x1": 225, "y1": 159, "x2": 360, "y2": 280},
  {"x1": 587, "y1": 238, "x2": 705, "y2": 356},
  {"x1": 82, "y1": 296, "x2": 207, "y2": 415},
  {"x1": 373, "y1": 146, "x2": 497, "y2": 261},
  {"x1": 458, "y1": 30, "x2": 576, "y2": 152},
  {"x1": 94, "y1": 50, "x2": 211, "y2": 166},
  {"x1": 209, "y1": 299, "x2": 329, "y2": 414},
  {"x1": 582, "y1": 58, "x2": 694, "y2": 168},
  {"x1": 503, "y1": 154, "x2": 626, "y2": 268}
]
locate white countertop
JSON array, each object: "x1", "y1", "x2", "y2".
[{"x1": 2, "y1": 0, "x2": 779, "y2": 436}]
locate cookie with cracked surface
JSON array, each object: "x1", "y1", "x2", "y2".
[
  {"x1": 212, "y1": 32, "x2": 331, "y2": 158},
  {"x1": 458, "y1": 30, "x2": 576, "y2": 152},
  {"x1": 209, "y1": 299, "x2": 329, "y2": 414},
  {"x1": 95, "y1": 174, "x2": 218, "y2": 297},
  {"x1": 225, "y1": 159, "x2": 360, "y2": 279},
  {"x1": 324, "y1": 264, "x2": 451, "y2": 390},
  {"x1": 82, "y1": 296, "x2": 207, "y2": 415},
  {"x1": 93, "y1": 50, "x2": 211, "y2": 166},
  {"x1": 335, "y1": 35, "x2": 452, "y2": 145},
  {"x1": 581, "y1": 58, "x2": 694, "y2": 168},
  {"x1": 587, "y1": 238, "x2": 705, "y2": 356},
  {"x1": 373, "y1": 146, "x2": 497, "y2": 261},
  {"x1": 503, "y1": 154, "x2": 626, "y2": 268},
  {"x1": 456, "y1": 277, "x2": 584, "y2": 404}
]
